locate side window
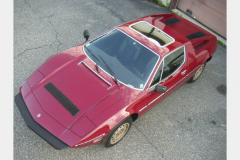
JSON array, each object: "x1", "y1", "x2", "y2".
[
  {"x1": 150, "y1": 62, "x2": 163, "y2": 87},
  {"x1": 161, "y1": 47, "x2": 185, "y2": 80}
]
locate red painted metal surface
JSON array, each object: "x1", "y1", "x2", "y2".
[{"x1": 18, "y1": 13, "x2": 217, "y2": 148}]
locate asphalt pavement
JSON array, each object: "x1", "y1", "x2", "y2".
[{"x1": 14, "y1": 0, "x2": 226, "y2": 159}]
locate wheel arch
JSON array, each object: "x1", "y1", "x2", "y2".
[
  {"x1": 206, "y1": 56, "x2": 212, "y2": 62},
  {"x1": 130, "y1": 113, "x2": 138, "y2": 122}
]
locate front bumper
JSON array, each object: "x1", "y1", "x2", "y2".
[{"x1": 14, "y1": 93, "x2": 69, "y2": 150}]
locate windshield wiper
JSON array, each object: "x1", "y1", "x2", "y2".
[
  {"x1": 99, "y1": 55, "x2": 120, "y2": 86},
  {"x1": 84, "y1": 45, "x2": 100, "y2": 72}
]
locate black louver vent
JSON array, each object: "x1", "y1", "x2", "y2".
[
  {"x1": 186, "y1": 31, "x2": 206, "y2": 40},
  {"x1": 44, "y1": 82, "x2": 80, "y2": 116},
  {"x1": 162, "y1": 17, "x2": 181, "y2": 26}
]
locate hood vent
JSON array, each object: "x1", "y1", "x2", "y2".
[
  {"x1": 44, "y1": 82, "x2": 80, "y2": 116},
  {"x1": 186, "y1": 31, "x2": 206, "y2": 40},
  {"x1": 163, "y1": 17, "x2": 181, "y2": 26}
]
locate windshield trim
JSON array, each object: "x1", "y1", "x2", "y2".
[
  {"x1": 78, "y1": 61, "x2": 113, "y2": 90},
  {"x1": 83, "y1": 28, "x2": 160, "y2": 91}
]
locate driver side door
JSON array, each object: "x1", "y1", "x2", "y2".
[{"x1": 139, "y1": 46, "x2": 189, "y2": 114}]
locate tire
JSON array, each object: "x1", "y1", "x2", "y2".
[
  {"x1": 187, "y1": 62, "x2": 206, "y2": 83},
  {"x1": 103, "y1": 117, "x2": 132, "y2": 148}
]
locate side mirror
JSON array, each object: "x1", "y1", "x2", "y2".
[
  {"x1": 152, "y1": 85, "x2": 167, "y2": 93},
  {"x1": 83, "y1": 30, "x2": 90, "y2": 42}
]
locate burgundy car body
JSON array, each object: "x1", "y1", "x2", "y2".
[{"x1": 15, "y1": 13, "x2": 217, "y2": 149}]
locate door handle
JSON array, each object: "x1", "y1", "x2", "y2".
[{"x1": 181, "y1": 70, "x2": 187, "y2": 75}]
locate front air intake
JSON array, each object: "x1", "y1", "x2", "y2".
[{"x1": 44, "y1": 82, "x2": 80, "y2": 116}]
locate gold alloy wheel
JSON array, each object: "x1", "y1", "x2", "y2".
[
  {"x1": 193, "y1": 64, "x2": 205, "y2": 80},
  {"x1": 110, "y1": 123, "x2": 130, "y2": 144}
]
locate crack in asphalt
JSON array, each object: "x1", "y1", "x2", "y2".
[
  {"x1": 95, "y1": 2, "x2": 126, "y2": 23},
  {"x1": 14, "y1": 45, "x2": 48, "y2": 58},
  {"x1": 134, "y1": 125, "x2": 166, "y2": 160},
  {"x1": 36, "y1": 13, "x2": 62, "y2": 53},
  {"x1": 16, "y1": 1, "x2": 61, "y2": 57},
  {"x1": 14, "y1": 18, "x2": 60, "y2": 58},
  {"x1": 38, "y1": 13, "x2": 55, "y2": 19},
  {"x1": 48, "y1": 19, "x2": 62, "y2": 53}
]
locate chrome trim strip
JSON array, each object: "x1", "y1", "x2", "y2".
[
  {"x1": 83, "y1": 28, "x2": 160, "y2": 91},
  {"x1": 148, "y1": 45, "x2": 186, "y2": 90},
  {"x1": 160, "y1": 60, "x2": 164, "y2": 82},
  {"x1": 20, "y1": 80, "x2": 26, "y2": 87},
  {"x1": 148, "y1": 65, "x2": 201, "y2": 105},
  {"x1": 78, "y1": 61, "x2": 112, "y2": 90},
  {"x1": 161, "y1": 46, "x2": 186, "y2": 81},
  {"x1": 148, "y1": 58, "x2": 164, "y2": 90},
  {"x1": 75, "y1": 133, "x2": 106, "y2": 147},
  {"x1": 148, "y1": 94, "x2": 164, "y2": 106},
  {"x1": 139, "y1": 105, "x2": 148, "y2": 112}
]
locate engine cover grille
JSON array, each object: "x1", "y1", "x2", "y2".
[
  {"x1": 44, "y1": 82, "x2": 80, "y2": 116},
  {"x1": 186, "y1": 31, "x2": 206, "y2": 40},
  {"x1": 163, "y1": 17, "x2": 181, "y2": 26}
]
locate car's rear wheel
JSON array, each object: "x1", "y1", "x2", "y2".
[
  {"x1": 187, "y1": 62, "x2": 206, "y2": 83},
  {"x1": 103, "y1": 117, "x2": 132, "y2": 148}
]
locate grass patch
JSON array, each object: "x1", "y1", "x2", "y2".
[
  {"x1": 151, "y1": 0, "x2": 170, "y2": 9},
  {"x1": 158, "y1": 0, "x2": 171, "y2": 10},
  {"x1": 218, "y1": 40, "x2": 226, "y2": 48},
  {"x1": 24, "y1": 0, "x2": 31, "y2": 7}
]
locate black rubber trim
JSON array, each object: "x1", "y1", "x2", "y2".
[
  {"x1": 14, "y1": 93, "x2": 69, "y2": 150},
  {"x1": 186, "y1": 31, "x2": 206, "y2": 40},
  {"x1": 162, "y1": 17, "x2": 181, "y2": 26},
  {"x1": 44, "y1": 82, "x2": 80, "y2": 117}
]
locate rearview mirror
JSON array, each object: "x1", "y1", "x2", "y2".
[
  {"x1": 152, "y1": 85, "x2": 167, "y2": 93},
  {"x1": 83, "y1": 30, "x2": 90, "y2": 42}
]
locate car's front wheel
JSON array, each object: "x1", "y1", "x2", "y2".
[{"x1": 103, "y1": 117, "x2": 132, "y2": 148}]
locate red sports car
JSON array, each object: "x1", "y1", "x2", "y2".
[{"x1": 15, "y1": 13, "x2": 217, "y2": 149}]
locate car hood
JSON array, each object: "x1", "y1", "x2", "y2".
[{"x1": 32, "y1": 60, "x2": 120, "y2": 129}]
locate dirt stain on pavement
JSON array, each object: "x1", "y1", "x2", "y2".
[{"x1": 216, "y1": 84, "x2": 226, "y2": 95}]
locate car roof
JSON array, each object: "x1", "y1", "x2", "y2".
[{"x1": 117, "y1": 13, "x2": 213, "y2": 58}]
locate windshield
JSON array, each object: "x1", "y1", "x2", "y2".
[{"x1": 83, "y1": 29, "x2": 159, "y2": 90}]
